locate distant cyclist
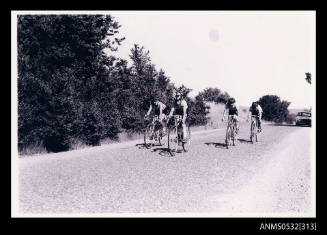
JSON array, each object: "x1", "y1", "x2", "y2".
[
  {"x1": 222, "y1": 97, "x2": 239, "y2": 133},
  {"x1": 247, "y1": 101, "x2": 263, "y2": 132},
  {"x1": 168, "y1": 90, "x2": 189, "y2": 142}
]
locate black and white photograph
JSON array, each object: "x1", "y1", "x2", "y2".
[{"x1": 11, "y1": 11, "x2": 316, "y2": 219}]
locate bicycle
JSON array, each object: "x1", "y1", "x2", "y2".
[
  {"x1": 167, "y1": 115, "x2": 191, "y2": 155},
  {"x1": 250, "y1": 115, "x2": 259, "y2": 143},
  {"x1": 144, "y1": 115, "x2": 167, "y2": 148},
  {"x1": 225, "y1": 115, "x2": 237, "y2": 149}
]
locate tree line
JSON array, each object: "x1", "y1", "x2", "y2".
[
  {"x1": 17, "y1": 15, "x2": 294, "y2": 154},
  {"x1": 18, "y1": 15, "x2": 218, "y2": 153}
]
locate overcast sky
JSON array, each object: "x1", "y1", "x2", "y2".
[{"x1": 108, "y1": 11, "x2": 315, "y2": 109}]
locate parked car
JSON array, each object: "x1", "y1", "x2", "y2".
[{"x1": 295, "y1": 112, "x2": 311, "y2": 126}]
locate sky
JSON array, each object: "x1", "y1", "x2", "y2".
[{"x1": 108, "y1": 11, "x2": 315, "y2": 109}]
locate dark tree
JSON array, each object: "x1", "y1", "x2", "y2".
[
  {"x1": 18, "y1": 15, "x2": 124, "y2": 152},
  {"x1": 186, "y1": 95, "x2": 210, "y2": 127},
  {"x1": 258, "y1": 95, "x2": 292, "y2": 123},
  {"x1": 198, "y1": 87, "x2": 230, "y2": 104},
  {"x1": 305, "y1": 72, "x2": 312, "y2": 84}
]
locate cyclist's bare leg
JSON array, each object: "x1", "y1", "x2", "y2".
[
  {"x1": 160, "y1": 114, "x2": 169, "y2": 135},
  {"x1": 225, "y1": 122, "x2": 229, "y2": 144},
  {"x1": 150, "y1": 117, "x2": 157, "y2": 139},
  {"x1": 231, "y1": 115, "x2": 239, "y2": 139},
  {"x1": 235, "y1": 119, "x2": 239, "y2": 134},
  {"x1": 257, "y1": 117, "x2": 262, "y2": 132},
  {"x1": 182, "y1": 123, "x2": 187, "y2": 142},
  {"x1": 162, "y1": 125, "x2": 167, "y2": 135},
  {"x1": 250, "y1": 117, "x2": 253, "y2": 139},
  {"x1": 181, "y1": 114, "x2": 188, "y2": 142},
  {"x1": 150, "y1": 126, "x2": 154, "y2": 140},
  {"x1": 235, "y1": 121, "x2": 239, "y2": 140}
]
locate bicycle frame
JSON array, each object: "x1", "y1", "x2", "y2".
[
  {"x1": 250, "y1": 115, "x2": 259, "y2": 143},
  {"x1": 168, "y1": 115, "x2": 190, "y2": 155},
  {"x1": 225, "y1": 115, "x2": 237, "y2": 148},
  {"x1": 144, "y1": 115, "x2": 166, "y2": 147}
]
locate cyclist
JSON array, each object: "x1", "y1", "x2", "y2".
[
  {"x1": 247, "y1": 101, "x2": 263, "y2": 132},
  {"x1": 168, "y1": 90, "x2": 189, "y2": 142},
  {"x1": 222, "y1": 97, "x2": 239, "y2": 134},
  {"x1": 144, "y1": 100, "x2": 167, "y2": 122},
  {"x1": 144, "y1": 94, "x2": 169, "y2": 137}
]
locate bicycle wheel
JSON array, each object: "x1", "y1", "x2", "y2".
[
  {"x1": 168, "y1": 126, "x2": 178, "y2": 155},
  {"x1": 158, "y1": 128, "x2": 167, "y2": 146},
  {"x1": 232, "y1": 127, "x2": 235, "y2": 146},
  {"x1": 232, "y1": 121, "x2": 237, "y2": 146},
  {"x1": 255, "y1": 120, "x2": 258, "y2": 142},
  {"x1": 250, "y1": 122, "x2": 254, "y2": 144},
  {"x1": 144, "y1": 125, "x2": 153, "y2": 148},
  {"x1": 182, "y1": 125, "x2": 191, "y2": 152},
  {"x1": 158, "y1": 121, "x2": 168, "y2": 146},
  {"x1": 176, "y1": 125, "x2": 183, "y2": 153},
  {"x1": 225, "y1": 126, "x2": 231, "y2": 149}
]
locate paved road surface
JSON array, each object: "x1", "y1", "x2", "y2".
[{"x1": 18, "y1": 123, "x2": 313, "y2": 216}]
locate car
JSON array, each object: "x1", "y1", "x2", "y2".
[{"x1": 295, "y1": 112, "x2": 311, "y2": 127}]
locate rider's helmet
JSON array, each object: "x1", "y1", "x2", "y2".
[
  {"x1": 158, "y1": 94, "x2": 168, "y2": 105},
  {"x1": 228, "y1": 97, "x2": 235, "y2": 104},
  {"x1": 252, "y1": 101, "x2": 258, "y2": 107},
  {"x1": 175, "y1": 90, "x2": 182, "y2": 102},
  {"x1": 153, "y1": 90, "x2": 161, "y2": 102},
  {"x1": 151, "y1": 89, "x2": 163, "y2": 104},
  {"x1": 149, "y1": 93, "x2": 156, "y2": 105}
]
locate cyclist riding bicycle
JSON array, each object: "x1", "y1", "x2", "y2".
[
  {"x1": 168, "y1": 90, "x2": 188, "y2": 142},
  {"x1": 247, "y1": 101, "x2": 263, "y2": 132},
  {"x1": 144, "y1": 100, "x2": 167, "y2": 122},
  {"x1": 222, "y1": 97, "x2": 239, "y2": 133},
  {"x1": 144, "y1": 91, "x2": 169, "y2": 136}
]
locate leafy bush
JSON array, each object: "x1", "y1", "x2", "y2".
[
  {"x1": 18, "y1": 15, "x2": 124, "y2": 152},
  {"x1": 258, "y1": 95, "x2": 292, "y2": 124},
  {"x1": 186, "y1": 96, "x2": 210, "y2": 126},
  {"x1": 198, "y1": 87, "x2": 230, "y2": 104}
]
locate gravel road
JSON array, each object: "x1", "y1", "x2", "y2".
[{"x1": 18, "y1": 123, "x2": 314, "y2": 216}]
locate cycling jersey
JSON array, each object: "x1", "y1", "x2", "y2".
[
  {"x1": 153, "y1": 101, "x2": 166, "y2": 116},
  {"x1": 249, "y1": 105, "x2": 263, "y2": 116},
  {"x1": 226, "y1": 103, "x2": 238, "y2": 115},
  {"x1": 174, "y1": 99, "x2": 188, "y2": 116}
]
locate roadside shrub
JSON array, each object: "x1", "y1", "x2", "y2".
[
  {"x1": 258, "y1": 95, "x2": 291, "y2": 124},
  {"x1": 186, "y1": 96, "x2": 210, "y2": 126},
  {"x1": 198, "y1": 87, "x2": 230, "y2": 104},
  {"x1": 43, "y1": 133, "x2": 71, "y2": 153},
  {"x1": 18, "y1": 15, "x2": 124, "y2": 153}
]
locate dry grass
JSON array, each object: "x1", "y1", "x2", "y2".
[
  {"x1": 70, "y1": 138, "x2": 89, "y2": 151},
  {"x1": 19, "y1": 141, "x2": 47, "y2": 157}
]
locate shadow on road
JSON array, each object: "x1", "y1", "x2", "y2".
[
  {"x1": 238, "y1": 138, "x2": 252, "y2": 143},
  {"x1": 205, "y1": 142, "x2": 227, "y2": 149},
  {"x1": 266, "y1": 123, "x2": 309, "y2": 127},
  {"x1": 136, "y1": 143, "x2": 162, "y2": 149},
  {"x1": 152, "y1": 147, "x2": 175, "y2": 157}
]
